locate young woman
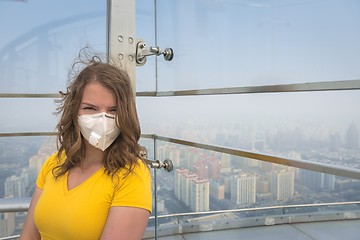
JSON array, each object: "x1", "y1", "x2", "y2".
[{"x1": 20, "y1": 55, "x2": 152, "y2": 240}]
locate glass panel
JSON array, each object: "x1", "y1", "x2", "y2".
[
  {"x1": 150, "y1": 140, "x2": 360, "y2": 229},
  {"x1": 0, "y1": 136, "x2": 56, "y2": 237},
  {"x1": 156, "y1": 0, "x2": 360, "y2": 91},
  {"x1": 0, "y1": 136, "x2": 56, "y2": 199},
  {"x1": 0, "y1": 0, "x2": 106, "y2": 93},
  {"x1": 0, "y1": 98, "x2": 58, "y2": 133},
  {"x1": 139, "y1": 137, "x2": 174, "y2": 224},
  {"x1": 137, "y1": 90, "x2": 360, "y2": 168}
]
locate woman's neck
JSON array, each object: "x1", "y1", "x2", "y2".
[{"x1": 82, "y1": 142, "x2": 104, "y2": 168}]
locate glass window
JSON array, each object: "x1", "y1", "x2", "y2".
[
  {"x1": 155, "y1": 0, "x2": 360, "y2": 91},
  {"x1": 0, "y1": 136, "x2": 56, "y2": 199},
  {"x1": 138, "y1": 90, "x2": 360, "y2": 167},
  {"x1": 136, "y1": 0, "x2": 156, "y2": 92},
  {"x1": 0, "y1": 98, "x2": 58, "y2": 133}
]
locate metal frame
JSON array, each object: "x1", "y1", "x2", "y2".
[
  {"x1": 137, "y1": 79, "x2": 360, "y2": 97},
  {"x1": 0, "y1": 197, "x2": 31, "y2": 213},
  {"x1": 107, "y1": 0, "x2": 137, "y2": 95},
  {"x1": 2, "y1": 79, "x2": 360, "y2": 98},
  {"x1": 0, "y1": 93, "x2": 60, "y2": 98},
  {"x1": 0, "y1": 132, "x2": 55, "y2": 137}
]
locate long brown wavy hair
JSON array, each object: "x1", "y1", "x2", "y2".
[{"x1": 53, "y1": 51, "x2": 142, "y2": 179}]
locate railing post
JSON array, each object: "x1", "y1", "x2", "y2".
[{"x1": 153, "y1": 136, "x2": 158, "y2": 239}]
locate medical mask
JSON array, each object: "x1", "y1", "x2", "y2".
[{"x1": 78, "y1": 112, "x2": 120, "y2": 151}]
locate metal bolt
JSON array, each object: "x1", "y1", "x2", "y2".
[
  {"x1": 118, "y1": 54, "x2": 124, "y2": 60},
  {"x1": 128, "y1": 55, "x2": 134, "y2": 61},
  {"x1": 139, "y1": 42, "x2": 146, "y2": 49},
  {"x1": 118, "y1": 35, "x2": 123, "y2": 42},
  {"x1": 128, "y1": 37, "x2": 134, "y2": 44}
]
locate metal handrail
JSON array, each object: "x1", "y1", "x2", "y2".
[
  {"x1": 0, "y1": 197, "x2": 31, "y2": 213},
  {"x1": 142, "y1": 134, "x2": 360, "y2": 180},
  {"x1": 0, "y1": 132, "x2": 56, "y2": 137},
  {"x1": 148, "y1": 201, "x2": 360, "y2": 220},
  {"x1": 0, "y1": 236, "x2": 19, "y2": 240},
  {"x1": 0, "y1": 93, "x2": 61, "y2": 98}
]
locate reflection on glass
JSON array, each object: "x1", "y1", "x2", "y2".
[{"x1": 0, "y1": 0, "x2": 106, "y2": 93}]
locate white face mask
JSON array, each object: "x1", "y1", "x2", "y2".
[{"x1": 78, "y1": 112, "x2": 120, "y2": 151}]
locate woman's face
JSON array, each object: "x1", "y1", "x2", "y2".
[{"x1": 78, "y1": 81, "x2": 117, "y2": 116}]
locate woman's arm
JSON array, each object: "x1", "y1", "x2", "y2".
[
  {"x1": 100, "y1": 206, "x2": 150, "y2": 240},
  {"x1": 19, "y1": 186, "x2": 42, "y2": 240}
]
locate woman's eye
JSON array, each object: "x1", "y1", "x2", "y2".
[
  {"x1": 109, "y1": 109, "x2": 117, "y2": 113},
  {"x1": 83, "y1": 106, "x2": 96, "y2": 111}
]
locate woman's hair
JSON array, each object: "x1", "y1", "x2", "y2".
[{"x1": 53, "y1": 49, "x2": 142, "y2": 178}]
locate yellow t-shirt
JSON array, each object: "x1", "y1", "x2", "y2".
[{"x1": 34, "y1": 152, "x2": 152, "y2": 240}]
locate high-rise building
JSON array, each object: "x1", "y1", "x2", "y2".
[
  {"x1": 194, "y1": 158, "x2": 208, "y2": 179},
  {"x1": 208, "y1": 157, "x2": 221, "y2": 180},
  {"x1": 20, "y1": 168, "x2": 37, "y2": 196},
  {"x1": 220, "y1": 153, "x2": 231, "y2": 173},
  {"x1": 157, "y1": 144, "x2": 171, "y2": 161},
  {"x1": 182, "y1": 171, "x2": 198, "y2": 206},
  {"x1": 0, "y1": 213, "x2": 16, "y2": 238},
  {"x1": 256, "y1": 177, "x2": 270, "y2": 194},
  {"x1": 189, "y1": 177, "x2": 209, "y2": 212},
  {"x1": 299, "y1": 169, "x2": 335, "y2": 190},
  {"x1": 175, "y1": 170, "x2": 198, "y2": 206},
  {"x1": 4, "y1": 175, "x2": 26, "y2": 198},
  {"x1": 220, "y1": 174, "x2": 231, "y2": 198},
  {"x1": 184, "y1": 149, "x2": 200, "y2": 171},
  {"x1": 174, "y1": 168, "x2": 188, "y2": 199},
  {"x1": 169, "y1": 148, "x2": 181, "y2": 167},
  {"x1": 231, "y1": 173, "x2": 256, "y2": 206},
  {"x1": 174, "y1": 168, "x2": 210, "y2": 211},
  {"x1": 29, "y1": 153, "x2": 49, "y2": 175},
  {"x1": 210, "y1": 181, "x2": 225, "y2": 200},
  {"x1": 270, "y1": 170, "x2": 295, "y2": 201}
]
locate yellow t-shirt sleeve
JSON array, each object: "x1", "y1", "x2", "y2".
[
  {"x1": 112, "y1": 161, "x2": 153, "y2": 213},
  {"x1": 36, "y1": 152, "x2": 59, "y2": 190}
]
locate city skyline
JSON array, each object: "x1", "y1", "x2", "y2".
[{"x1": 1, "y1": 117, "x2": 360, "y2": 237}]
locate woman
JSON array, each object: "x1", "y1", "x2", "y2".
[{"x1": 20, "y1": 55, "x2": 152, "y2": 240}]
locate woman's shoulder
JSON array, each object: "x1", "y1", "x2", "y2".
[
  {"x1": 132, "y1": 159, "x2": 150, "y2": 174},
  {"x1": 36, "y1": 151, "x2": 65, "y2": 188},
  {"x1": 41, "y1": 151, "x2": 65, "y2": 171},
  {"x1": 116, "y1": 159, "x2": 150, "y2": 179}
]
